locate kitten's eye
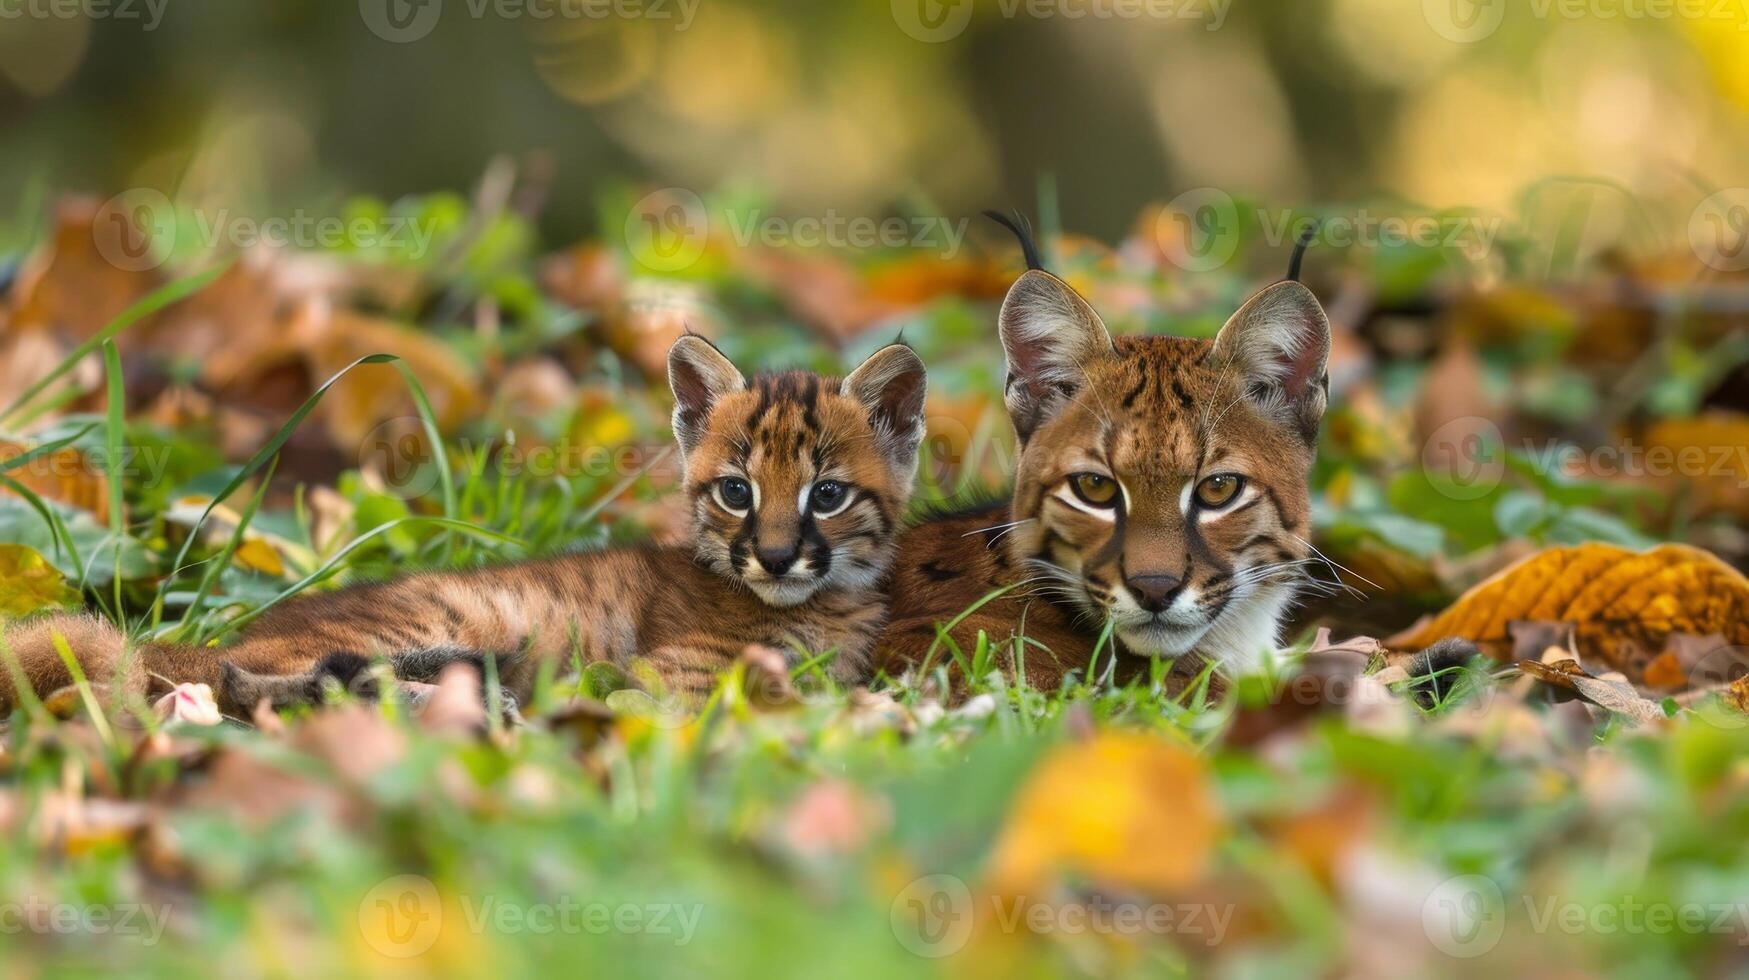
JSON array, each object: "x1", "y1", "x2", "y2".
[
  {"x1": 809, "y1": 480, "x2": 849, "y2": 514},
  {"x1": 715, "y1": 477, "x2": 753, "y2": 511},
  {"x1": 1069, "y1": 473, "x2": 1119, "y2": 508},
  {"x1": 1194, "y1": 474, "x2": 1244, "y2": 509}
]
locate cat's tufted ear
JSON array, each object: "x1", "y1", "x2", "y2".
[
  {"x1": 997, "y1": 270, "x2": 1116, "y2": 443},
  {"x1": 842, "y1": 344, "x2": 928, "y2": 482},
  {"x1": 667, "y1": 336, "x2": 745, "y2": 458},
  {"x1": 1208, "y1": 280, "x2": 1331, "y2": 441}
]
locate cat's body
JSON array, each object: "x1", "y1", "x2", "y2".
[
  {"x1": 877, "y1": 221, "x2": 1331, "y2": 689},
  {"x1": 1, "y1": 339, "x2": 928, "y2": 717}
]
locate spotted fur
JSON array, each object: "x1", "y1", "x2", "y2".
[
  {"x1": 1, "y1": 339, "x2": 927, "y2": 717},
  {"x1": 878, "y1": 268, "x2": 1330, "y2": 686}
]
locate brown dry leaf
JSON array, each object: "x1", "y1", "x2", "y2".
[
  {"x1": 418, "y1": 662, "x2": 488, "y2": 736},
  {"x1": 5, "y1": 197, "x2": 162, "y2": 344},
  {"x1": 0, "y1": 440, "x2": 112, "y2": 523},
  {"x1": 0, "y1": 330, "x2": 95, "y2": 422},
  {"x1": 1414, "y1": 338, "x2": 1499, "y2": 463},
  {"x1": 291, "y1": 704, "x2": 407, "y2": 787},
  {"x1": 986, "y1": 733, "x2": 1217, "y2": 896},
  {"x1": 1634, "y1": 412, "x2": 1749, "y2": 519},
  {"x1": 1391, "y1": 543, "x2": 1749, "y2": 682},
  {"x1": 599, "y1": 280, "x2": 719, "y2": 379},
  {"x1": 296, "y1": 305, "x2": 480, "y2": 451}
]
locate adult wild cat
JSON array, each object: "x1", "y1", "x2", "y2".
[
  {"x1": 878, "y1": 217, "x2": 1331, "y2": 687},
  {"x1": 1, "y1": 337, "x2": 928, "y2": 716}
]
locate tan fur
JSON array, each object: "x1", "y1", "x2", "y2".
[
  {"x1": 1, "y1": 341, "x2": 927, "y2": 718},
  {"x1": 878, "y1": 272, "x2": 1331, "y2": 688}
]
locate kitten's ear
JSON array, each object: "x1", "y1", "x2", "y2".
[
  {"x1": 998, "y1": 270, "x2": 1115, "y2": 442},
  {"x1": 667, "y1": 336, "x2": 745, "y2": 456},
  {"x1": 1208, "y1": 280, "x2": 1331, "y2": 438},
  {"x1": 842, "y1": 344, "x2": 928, "y2": 480}
]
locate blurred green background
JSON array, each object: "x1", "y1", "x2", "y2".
[{"x1": 4, "y1": 0, "x2": 1747, "y2": 251}]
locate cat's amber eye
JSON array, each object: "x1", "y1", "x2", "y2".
[
  {"x1": 1194, "y1": 473, "x2": 1244, "y2": 509},
  {"x1": 716, "y1": 477, "x2": 753, "y2": 511},
  {"x1": 1069, "y1": 473, "x2": 1120, "y2": 508}
]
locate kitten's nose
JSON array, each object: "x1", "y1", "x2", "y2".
[
  {"x1": 755, "y1": 544, "x2": 801, "y2": 576},
  {"x1": 1124, "y1": 573, "x2": 1183, "y2": 613}
]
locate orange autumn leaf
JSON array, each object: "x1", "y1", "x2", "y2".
[
  {"x1": 297, "y1": 307, "x2": 480, "y2": 450},
  {"x1": 986, "y1": 733, "x2": 1217, "y2": 896},
  {"x1": 1391, "y1": 543, "x2": 1749, "y2": 680},
  {"x1": 1635, "y1": 412, "x2": 1749, "y2": 519},
  {"x1": 0, "y1": 440, "x2": 112, "y2": 523},
  {"x1": 5, "y1": 197, "x2": 163, "y2": 345}
]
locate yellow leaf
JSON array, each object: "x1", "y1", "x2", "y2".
[
  {"x1": 1391, "y1": 543, "x2": 1749, "y2": 682},
  {"x1": 233, "y1": 538, "x2": 285, "y2": 577},
  {"x1": 986, "y1": 733, "x2": 1217, "y2": 896},
  {"x1": 0, "y1": 544, "x2": 79, "y2": 618},
  {"x1": 1636, "y1": 412, "x2": 1749, "y2": 520}
]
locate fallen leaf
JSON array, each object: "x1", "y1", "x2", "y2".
[
  {"x1": 1390, "y1": 543, "x2": 1749, "y2": 682},
  {"x1": 418, "y1": 662, "x2": 488, "y2": 736},
  {"x1": 0, "y1": 543, "x2": 80, "y2": 617},
  {"x1": 986, "y1": 733, "x2": 1217, "y2": 895},
  {"x1": 0, "y1": 440, "x2": 113, "y2": 523},
  {"x1": 1634, "y1": 412, "x2": 1749, "y2": 519},
  {"x1": 232, "y1": 538, "x2": 285, "y2": 577}
]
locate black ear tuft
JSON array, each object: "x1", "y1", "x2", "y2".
[
  {"x1": 1287, "y1": 221, "x2": 1318, "y2": 283},
  {"x1": 983, "y1": 210, "x2": 1045, "y2": 272}
]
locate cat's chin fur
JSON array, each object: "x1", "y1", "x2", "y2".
[{"x1": 1119, "y1": 586, "x2": 1294, "y2": 676}]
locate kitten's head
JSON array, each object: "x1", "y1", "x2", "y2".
[
  {"x1": 668, "y1": 337, "x2": 927, "y2": 607},
  {"x1": 997, "y1": 270, "x2": 1330, "y2": 670}
]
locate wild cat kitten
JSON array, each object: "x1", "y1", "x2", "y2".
[
  {"x1": 878, "y1": 217, "x2": 1331, "y2": 688},
  {"x1": 1, "y1": 337, "x2": 927, "y2": 716}
]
